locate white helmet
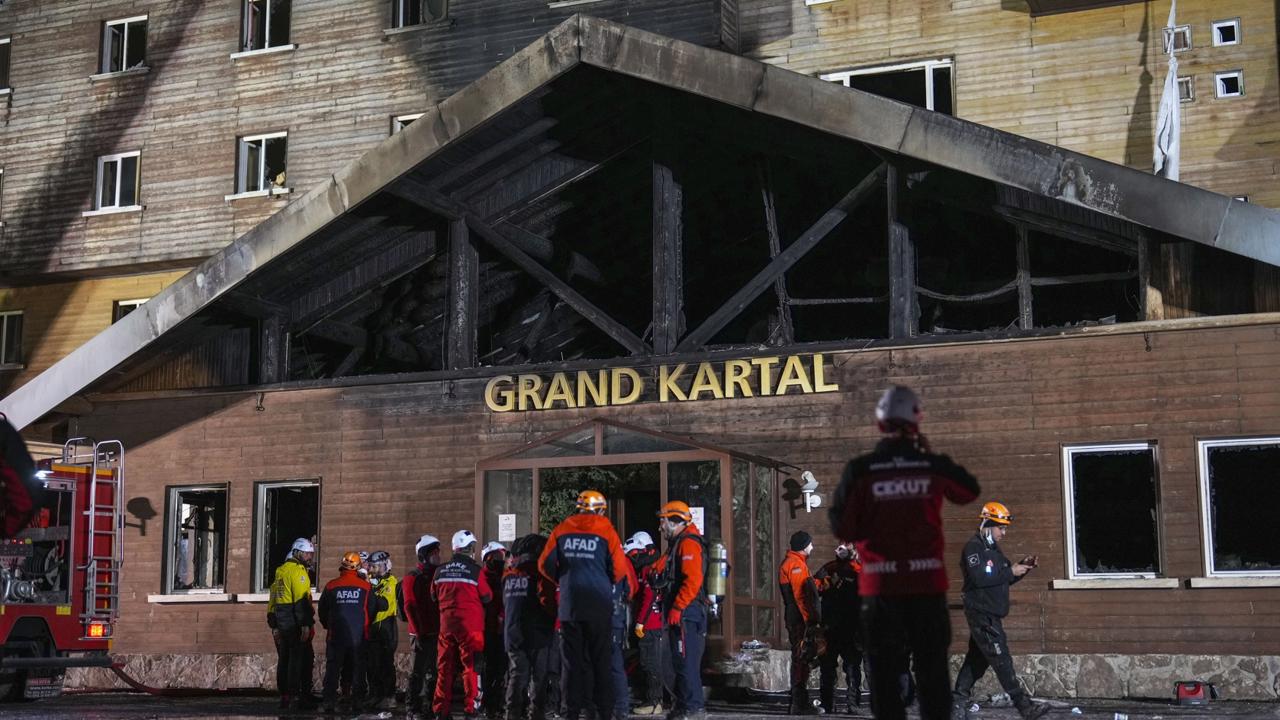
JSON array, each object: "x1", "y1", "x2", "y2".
[
  {"x1": 481, "y1": 541, "x2": 507, "y2": 561},
  {"x1": 623, "y1": 531, "x2": 654, "y2": 553},
  {"x1": 452, "y1": 530, "x2": 478, "y2": 551},
  {"x1": 291, "y1": 538, "x2": 315, "y2": 554},
  {"x1": 416, "y1": 534, "x2": 440, "y2": 553},
  {"x1": 876, "y1": 385, "x2": 922, "y2": 429}
]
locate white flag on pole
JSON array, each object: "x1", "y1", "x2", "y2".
[{"x1": 1154, "y1": 0, "x2": 1180, "y2": 181}]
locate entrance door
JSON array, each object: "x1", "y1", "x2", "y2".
[{"x1": 537, "y1": 463, "x2": 659, "y2": 540}]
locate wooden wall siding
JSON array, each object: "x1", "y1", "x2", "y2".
[
  {"x1": 0, "y1": 270, "x2": 188, "y2": 396},
  {"x1": 735, "y1": 0, "x2": 1280, "y2": 206},
  {"x1": 77, "y1": 321, "x2": 1280, "y2": 656},
  {"x1": 0, "y1": 1, "x2": 719, "y2": 280}
]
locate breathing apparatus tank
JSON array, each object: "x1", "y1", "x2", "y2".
[{"x1": 706, "y1": 541, "x2": 729, "y2": 618}]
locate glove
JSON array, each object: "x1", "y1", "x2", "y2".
[
  {"x1": 634, "y1": 623, "x2": 646, "y2": 639},
  {"x1": 666, "y1": 609, "x2": 682, "y2": 627}
]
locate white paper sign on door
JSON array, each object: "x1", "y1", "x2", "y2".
[
  {"x1": 497, "y1": 514, "x2": 517, "y2": 542},
  {"x1": 690, "y1": 506, "x2": 705, "y2": 534}
]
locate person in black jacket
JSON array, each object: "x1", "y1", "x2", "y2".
[
  {"x1": 950, "y1": 502, "x2": 1048, "y2": 720},
  {"x1": 814, "y1": 543, "x2": 863, "y2": 714},
  {"x1": 504, "y1": 534, "x2": 557, "y2": 720}
]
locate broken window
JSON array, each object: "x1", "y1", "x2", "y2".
[
  {"x1": 112, "y1": 298, "x2": 148, "y2": 323},
  {"x1": 253, "y1": 481, "x2": 320, "y2": 593},
  {"x1": 165, "y1": 486, "x2": 228, "y2": 593},
  {"x1": 0, "y1": 310, "x2": 22, "y2": 367},
  {"x1": 1177, "y1": 76, "x2": 1194, "y2": 103},
  {"x1": 0, "y1": 37, "x2": 10, "y2": 90},
  {"x1": 1163, "y1": 25, "x2": 1191, "y2": 53},
  {"x1": 391, "y1": 0, "x2": 449, "y2": 28},
  {"x1": 243, "y1": 0, "x2": 292, "y2": 51},
  {"x1": 101, "y1": 16, "x2": 147, "y2": 73},
  {"x1": 1215, "y1": 70, "x2": 1244, "y2": 98},
  {"x1": 391, "y1": 113, "x2": 424, "y2": 134},
  {"x1": 94, "y1": 151, "x2": 141, "y2": 210},
  {"x1": 1212, "y1": 18, "x2": 1241, "y2": 47},
  {"x1": 821, "y1": 59, "x2": 954, "y2": 114},
  {"x1": 1198, "y1": 439, "x2": 1280, "y2": 576},
  {"x1": 236, "y1": 132, "x2": 288, "y2": 193},
  {"x1": 1064, "y1": 443, "x2": 1161, "y2": 578}
]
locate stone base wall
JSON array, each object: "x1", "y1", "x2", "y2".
[{"x1": 64, "y1": 652, "x2": 417, "y2": 692}]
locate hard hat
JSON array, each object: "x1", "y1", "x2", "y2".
[
  {"x1": 369, "y1": 550, "x2": 390, "y2": 565},
  {"x1": 876, "y1": 385, "x2": 923, "y2": 429},
  {"x1": 657, "y1": 500, "x2": 692, "y2": 523},
  {"x1": 623, "y1": 531, "x2": 655, "y2": 553},
  {"x1": 980, "y1": 501, "x2": 1013, "y2": 525},
  {"x1": 481, "y1": 541, "x2": 507, "y2": 561},
  {"x1": 341, "y1": 551, "x2": 363, "y2": 570},
  {"x1": 416, "y1": 534, "x2": 440, "y2": 553},
  {"x1": 452, "y1": 529, "x2": 478, "y2": 550},
  {"x1": 291, "y1": 538, "x2": 315, "y2": 554},
  {"x1": 358, "y1": 551, "x2": 370, "y2": 563},
  {"x1": 576, "y1": 489, "x2": 607, "y2": 512}
]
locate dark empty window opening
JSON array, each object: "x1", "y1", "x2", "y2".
[
  {"x1": 0, "y1": 38, "x2": 10, "y2": 90},
  {"x1": 0, "y1": 311, "x2": 22, "y2": 367},
  {"x1": 1212, "y1": 18, "x2": 1240, "y2": 47},
  {"x1": 822, "y1": 59, "x2": 954, "y2": 114},
  {"x1": 254, "y1": 481, "x2": 320, "y2": 593},
  {"x1": 1065, "y1": 444, "x2": 1161, "y2": 577},
  {"x1": 244, "y1": 0, "x2": 291, "y2": 51},
  {"x1": 1216, "y1": 70, "x2": 1244, "y2": 98},
  {"x1": 392, "y1": 0, "x2": 449, "y2": 27},
  {"x1": 102, "y1": 17, "x2": 147, "y2": 73},
  {"x1": 1199, "y1": 439, "x2": 1280, "y2": 575}
]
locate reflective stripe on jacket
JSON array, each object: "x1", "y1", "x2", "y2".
[
  {"x1": 432, "y1": 553, "x2": 492, "y2": 633},
  {"x1": 778, "y1": 550, "x2": 821, "y2": 626},
  {"x1": 267, "y1": 558, "x2": 314, "y2": 631}
]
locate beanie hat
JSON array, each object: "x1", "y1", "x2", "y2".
[{"x1": 790, "y1": 531, "x2": 813, "y2": 552}]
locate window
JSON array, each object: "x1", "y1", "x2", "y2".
[
  {"x1": 235, "y1": 132, "x2": 288, "y2": 194},
  {"x1": 1177, "y1": 76, "x2": 1194, "y2": 103},
  {"x1": 1197, "y1": 438, "x2": 1280, "y2": 576},
  {"x1": 820, "y1": 58, "x2": 954, "y2": 114},
  {"x1": 1215, "y1": 70, "x2": 1244, "y2": 98},
  {"x1": 391, "y1": 113, "x2": 424, "y2": 134},
  {"x1": 1163, "y1": 24, "x2": 1191, "y2": 53},
  {"x1": 101, "y1": 16, "x2": 147, "y2": 73},
  {"x1": 1212, "y1": 18, "x2": 1241, "y2": 47},
  {"x1": 94, "y1": 151, "x2": 141, "y2": 211},
  {"x1": 165, "y1": 486, "x2": 228, "y2": 593},
  {"x1": 0, "y1": 310, "x2": 22, "y2": 367},
  {"x1": 243, "y1": 0, "x2": 291, "y2": 51},
  {"x1": 805, "y1": 0, "x2": 838, "y2": 5},
  {"x1": 0, "y1": 37, "x2": 10, "y2": 91},
  {"x1": 1062, "y1": 443, "x2": 1161, "y2": 578},
  {"x1": 1233, "y1": 195, "x2": 1250, "y2": 203},
  {"x1": 253, "y1": 480, "x2": 320, "y2": 593},
  {"x1": 112, "y1": 298, "x2": 148, "y2": 323},
  {"x1": 391, "y1": 0, "x2": 448, "y2": 28}
]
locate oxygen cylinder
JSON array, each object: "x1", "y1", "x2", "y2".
[{"x1": 706, "y1": 542, "x2": 729, "y2": 597}]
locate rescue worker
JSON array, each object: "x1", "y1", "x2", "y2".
[
  {"x1": 400, "y1": 534, "x2": 444, "y2": 716},
  {"x1": 655, "y1": 501, "x2": 708, "y2": 720},
  {"x1": 481, "y1": 541, "x2": 510, "y2": 719},
  {"x1": 267, "y1": 537, "x2": 318, "y2": 710},
  {"x1": 538, "y1": 490, "x2": 635, "y2": 720},
  {"x1": 340, "y1": 550, "x2": 374, "y2": 700},
  {"x1": 779, "y1": 531, "x2": 824, "y2": 715},
  {"x1": 319, "y1": 551, "x2": 386, "y2": 713},
  {"x1": 814, "y1": 543, "x2": 864, "y2": 714},
  {"x1": 367, "y1": 550, "x2": 400, "y2": 710},
  {"x1": 829, "y1": 385, "x2": 981, "y2": 720},
  {"x1": 503, "y1": 533, "x2": 558, "y2": 720},
  {"x1": 951, "y1": 503, "x2": 1048, "y2": 720},
  {"x1": 609, "y1": 549, "x2": 633, "y2": 720},
  {"x1": 433, "y1": 530, "x2": 493, "y2": 720},
  {"x1": 625, "y1": 531, "x2": 669, "y2": 716}
]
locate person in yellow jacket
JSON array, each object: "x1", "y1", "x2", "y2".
[
  {"x1": 268, "y1": 537, "x2": 318, "y2": 711},
  {"x1": 366, "y1": 550, "x2": 400, "y2": 710}
]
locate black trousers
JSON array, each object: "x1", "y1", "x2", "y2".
[
  {"x1": 484, "y1": 630, "x2": 508, "y2": 713},
  {"x1": 860, "y1": 594, "x2": 952, "y2": 720},
  {"x1": 953, "y1": 610, "x2": 1025, "y2": 705},
  {"x1": 636, "y1": 630, "x2": 671, "y2": 705},
  {"x1": 274, "y1": 626, "x2": 315, "y2": 699},
  {"x1": 407, "y1": 634, "x2": 439, "y2": 710},
  {"x1": 546, "y1": 630, "x2": 563, "y2": 715},
  {"x1": 560, "y1": 618, "x2": 615, "y2": 719},
  {"x1": 787, "y1": 619, "x2": 814, "y2": 691},
  {"x1": 324, "y1": 640, "x2": 366, "y2": 703},
  {"x1": 819, "y1": 624, "x2": 863, "y2": 710},
  {"x1": 367, "y1": 621, "x2": 398, "y2": 700},
  {"x1": 506, "y1": 646, "x2": 553, "y2": 718}
]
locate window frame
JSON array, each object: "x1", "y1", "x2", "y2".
[
  {"x1": 93, "y1": 150, "x2": 142, "y2": 212},
  {"x1": 1211, "y1": 18, "x2": 1241, "y2": 47},
  {"x1": 1176, "y1": 75, "x2": 1194, "y2": 103},
  {"x1": 162, "y1": 484, "x2": 230, "y2": 595},
  {"x1": 1196, "y1": 436, "x2": 1280, "y2": 578},
  {"x1": 1061, "y1": 441, "x2": 1163, "y2": 580},
  {"x1": 101, "y1": 15, "x2": 148, "y2": 74},
  {"x1": 391, "y1": 113, "x2": 424, "y2": 134},
  {"x1": 805, "y1": 0, "x2": 839, "y2": 5},
  {"x1": 0, "y1": 36, "x2": 11, "y2": 93},
  {"x1": 819, "y1": 57, "x2": 955, "y2": 112},
  {"x1": 112, "y1": 297, "x2": 149, "y2": 323},
  {"x1": 234, "y1": 131, "x2": 289, "y2": 195},
  {"x1": 251, "y1": 478, "x2": 321, "y2": 594},
  {"x1": 1214, "y1": 70, "x2": 1244, "y2": 98},
  {"x1": 0, "y1": 309, "x2": 22, "y2": 369},
  {"x1": 242, "y1": 0, "x2": 291, "y2": 52},
  {"x1": 1163, "y1": 24, "x2": 1192, "y2": 53}
]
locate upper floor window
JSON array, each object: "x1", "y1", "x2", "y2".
[
  {"x1": 243, "y1": 0, "x2": 291, "y2": 52},
  {"x1": 112, "y1": 298, "x2": 149, "y2": 323},
  {"x1": 0, "y1": 310, "x2": 22, "y2": 367},
  {"x1": 391, "y1": 113, "x2": 423, "y2": 134},
  {"x1": 1212, "y1": 18, "x2": 1241, "y2": 47},
  {"x1": 236, "y1": 132, "x2": 288, "y2": 194},
  {"x1": 94, "y1": 151, "x2": 141, "y2": 211},
  {"x1": 391, "y1": 0, "x2": 449, "y2": 28},
  {"x1": 0, "y1": 37, "x2": 11, "y2": 91},
  {"x1": 1197, "y1": 438, "x2": 1280, "y2": 577},
  {"x1": 820, "y1": 58, "x2": 953, "y2": 114},
  {"x1": 101, "y1": 16, "x2": 147, "y2": 74},
  {"x1": 1163, "y1": 24, "x2": 1191, "y2": 53},
  {"x1": 1215, "y1": 70, "x2": 1244, "y2": 98},
  {"x1": 1062, "y1": 442, "x2": 1162, "y2": 579}
]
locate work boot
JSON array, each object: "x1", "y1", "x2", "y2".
[
  {"x1": 789, "y1": 688, "x2": 825, "y2": 715},
  {"x1": 1014, "y1": 696, "x2": 1051, "y2": 720}
]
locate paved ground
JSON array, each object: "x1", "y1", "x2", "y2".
[{"x1": 2, "y1": 693, "x2": 1277, "y2": 719}]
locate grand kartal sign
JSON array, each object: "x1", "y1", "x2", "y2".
[{"x1": 484, "y1": 353, "x2": 840, "y2": 412}]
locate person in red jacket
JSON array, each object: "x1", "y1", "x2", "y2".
[
  {"x1": 399, "y1": 533, "x2": 443, "y2": 715},
  {"x1": 538, "y1": 490, "x2": 635, "y2": 720},
  {"x1": 433, "y1": 530, "x2": 493, "y2": 720},
  {"x1": 625, "y1": 531, "x2": 670, "y2": 716},
  {"x1": 481, "y1": 541, "x2": 509, "y2": 719},
  {"x1": 654, "y1": 501, "x2": 708, "y2": 720},
  {"x1": 779, "y1": 531, "x2": 824, "y2": 715},
  {"x1": 319, "y1": 551, "x2": 386, "y2": 713},
  {"x1": 829, "y1": 385, "x2": 981, "y2": 720}
]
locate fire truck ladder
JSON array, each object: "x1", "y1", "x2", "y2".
[{"x1": 64, "y1": 438, "x2": 125, "y2": 632}]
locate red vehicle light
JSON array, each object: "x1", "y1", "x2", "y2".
[{"x1": 87, "y1": 622, "x2": 109, "y2": 638}]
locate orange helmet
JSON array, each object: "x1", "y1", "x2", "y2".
[
  {"x1": 656, "y1": 500, "x2": 692, "y2": 523},
  {"x1": 576, "y1": 489, "x2": 608, "y2": 513},
  {"x1": 980, "y1": 502, "x2": 1013, "y2": 526},
  {"x1": 341, "y1": 551, "x2": 363, "y2": 570}
]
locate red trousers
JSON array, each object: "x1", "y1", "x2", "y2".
[{"x1": 433, "y1": 628, "x2": 485, "y2": 715}]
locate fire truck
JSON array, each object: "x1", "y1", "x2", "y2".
[{"x1": 0, "y1": 438, "x2": 123, "y2": 700}]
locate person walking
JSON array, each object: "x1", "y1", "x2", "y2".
[
  {"x1": 625, "y1": 531, "x2": 670, "y2": 716},
  {"x1": 433, "y1": 530, "x2": 493, "y2": 720},
  {"x1": 951, "y1": 503, "x2": 1048, "y2": 720},
  {"x1": 481, "y1": 542, "x2": 510, "y2": 719},
  {"x1": 779, "y1": 531, "x2": 824, "y2": 716},
  {"x1": 319, "y1": 551, "x2": 386, "y2": 713},
  {"x1": 503, "y1": 534, "x2": 558, "y2": 720},
  {"x1": 814, "y1": 543, "x2": 864, "y2": 714},
  {"x1": 829, "y1": 385, "x2": 981, "y2": 720},
  {"x1": 655, "y1": 501, "x2": 708, "y2": 720},
  {"x1": 401, "y1": 534, "x2": 444, "y2": 716},
  {"x1": 367, "y1": 550, "x2": 400, "y2": 710},
  {"x1": 267, "y1": 537, "x2": 318, "y2": 710}
]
